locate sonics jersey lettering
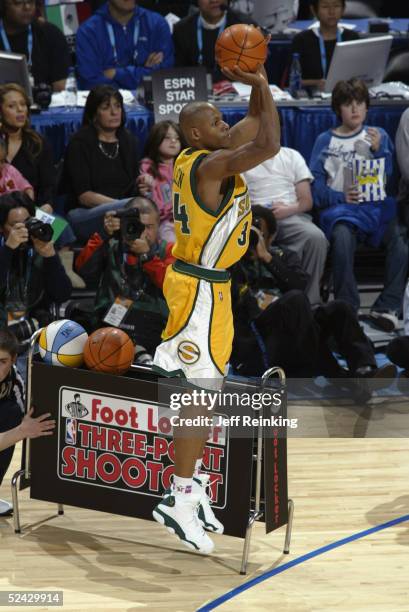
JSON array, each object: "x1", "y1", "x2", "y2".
[{"x1": 171, "y1": 148, "x2": 252, "y2": 269}]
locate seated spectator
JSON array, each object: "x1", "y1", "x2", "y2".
[
  {"x1": 63, "y1": 86, "x2": 140, "y2": 244},
  {"x1": 75, "y1": 197, "x2": 174, "y2": 358},
  {"x1": 0, "y1": 137, "x2": 33, "y2": 198},
  {"x1": 173, "y1": 0, "x2": 253, "y2": 83},
  {"x1": 0, "y1": 329, "x2": 24, "y2": 516},
  {"x1": 137, "y1": 120, "x2": 183, "y2": 243},
  {"x1": 291, "y1": 0, "x2": 359, "y2": 91},
  {"x1": 310, "y1": 78, "x2": 408, "y2": 329},
  {"x1": 231, "y1": 205, "x2": 396, "y2": 401},
  {"x1": 0, "y1": 192, "x2": 72, "y2": 342},
  {"x1": 76, "y1": 0, "x2": 174, "y2": 90},
  {"x1": 395, "y1": 107, "x2": 409, "y2": 230},
  {"x1": 0, "y1": 0, "x2": 70, "y2": 91},
  {"x1": 0, "y1": 84, "x2": 57, "y2": 211},
  {"x1": 244, "y1": 146, "x2": 328, "y2": 306}
]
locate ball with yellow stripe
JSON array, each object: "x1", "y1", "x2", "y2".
[{"x1": 39, "y1": 319, "x2": 88, "y2": 367}]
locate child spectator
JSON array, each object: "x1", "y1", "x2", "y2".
[
  {"x1": 0, "y1": 137, "x2": 34, "y2": 199},
  {"x1": 0, "y1": 329, "x2": 24, "y2": 516},
  {"x1": 137, "y1": 121, "x2": 182, "y2": 243},
  {"x1": 310, "y1": 78, "x2": 408, "y2": 329}
]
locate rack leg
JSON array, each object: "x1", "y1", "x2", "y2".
[
  {"x1": 283, "y1": 499, "x2": 294, "y2": 554},
  {"x1": 11, "y1": 469, "x2": 25, "y2": 534},
  {"x1": 58, "y1": 504, "x2": 64, "y2": 515}
]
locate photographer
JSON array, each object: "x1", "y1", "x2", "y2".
[
  {"x1": 75, "y1": 197, "x2": 174, "y2": 358},
  {"x1": 0, "y1": 192, "x2": 72, "y2": 344},
  {"x1": 231, "y1": 206, "x2": 395, "y2": 400}
]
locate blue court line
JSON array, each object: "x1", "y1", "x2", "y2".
[{"x1": 197, "y1": 513, "x2": 409, "y2": 611}]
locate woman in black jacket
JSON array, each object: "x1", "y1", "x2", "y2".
[{"x1": 63, "y1": 86, "x2": 140, "y2": 243}]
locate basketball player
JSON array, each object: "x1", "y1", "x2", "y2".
[{"x1": 152, "y1": 64, "x2": 280, "y2": 554}]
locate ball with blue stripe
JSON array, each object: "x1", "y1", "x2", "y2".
[{"x1": 38, "y1": 319, "x2": 88, "y2": 367}]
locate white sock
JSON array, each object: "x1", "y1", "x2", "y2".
[
  {"x1": 193, "y1": 459, "x2": 202, "y2": 478},
  {"x1": 172, "y1": 475, "x2": 193, "y2": 496}
]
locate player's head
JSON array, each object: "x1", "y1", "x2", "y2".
[
  {"x1": 74, "y1": 393, "x2": 81, "y2": 402},
  {"x1": 179, "y1": 102, "x2": 231, "y2": 151},
  {"x1": 310, "y1": 0, "x2": 345, "y2": 28},
  {"x1": 0, "y1": 328, "x2": 18, "y2": 383},
  {"x1": 331, "y1": 78, "x2": 369, "y2": 128}
]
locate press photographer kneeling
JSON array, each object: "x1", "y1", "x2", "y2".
[
  {"x1": 75, "y1": 197, "x2": 174, "y2": 362},
  {"x1": 0, "y1": 192, "x2": 72, "y2": 346},
  {"x1": 231, "y1": 206, "x2": 395, "y2": 402}
]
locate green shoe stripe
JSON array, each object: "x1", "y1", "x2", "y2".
[
  {"x1": 154, "y1": 506, "x2": 200, "y2": 551},
  {"x1": 197, "y1": 504, "x2": 218, "y2": 531}
]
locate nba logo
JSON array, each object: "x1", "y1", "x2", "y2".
[{"x1": 65, "y1": 418, "x2": 77, "y2": 445}]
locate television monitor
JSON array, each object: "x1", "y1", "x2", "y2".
[
  {"x1": 0, "y1": 51, "x2": 33, "y2": 101},
  {"x1": 324, "y1": 35, "x2": 393, "y2": 93},
  {"x1": 251, "y1": 0, "x2": 298, "y2": 32}
]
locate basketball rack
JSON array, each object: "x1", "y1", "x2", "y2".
[{"x1": 11, "y1": 332, "x2": 294, "y2": 575}]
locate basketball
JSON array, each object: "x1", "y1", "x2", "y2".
[
  {"x1": 83, "y1": 327, "x2": 135, "y2": 375},
  {"x1": 215, "y1": 24, "x2": 267, "y2": 73},
  {"x1": 38, "y1": 319, "x2": 88, "y2": 367}
]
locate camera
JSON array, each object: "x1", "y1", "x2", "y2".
[
  {"x1": 25, "y1": 217, "x2": 53, "y2": 243},
  {"x1": 249, "y1": 216, "x2": 262, "y2": 248},
  {"x1": 114, "y1": 208, "x2": 145, "y2": 241},
  {"x1": 8, "y1": 317, "x2": 39, "y2": 344}
]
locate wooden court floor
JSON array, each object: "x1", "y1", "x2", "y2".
[{"x1": 1, "y1": 436, "x2": 408, "y2": 612}]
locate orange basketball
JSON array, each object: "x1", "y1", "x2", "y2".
[
  {"x1": 83, "y1": 327, "x2": 135, "y2": 375},
  {"x1": 215, "y1": 24, "x2": 268, "y2": 73}
]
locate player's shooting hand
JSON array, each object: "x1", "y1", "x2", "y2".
[
  {"x1": 19, "y1": 407, "x2": 55, "y2": 440},
  {"x1": 221, "y1": 64, "x2": 267, "y2": 88},
  {"x1": 104, "y1": 212, "x2": 120, "y2": 236},
  {"x1": 345, "y1": 185, "x2": 361, "y2": 204},
  {"x1": 367, "y1": 127, "x2": 381, "y2": 152}
]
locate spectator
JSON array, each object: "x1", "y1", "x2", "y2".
[
  {"x1": 76, "y1": 0, "x2": 174, "y2": 90},
  {"x1": 244, "y1": 146, "x2": 328, "y2": 306},
  {"x1": 395, "y1": 107, "x2": 409, "y2": 230},
  {"x1": 291, "y1": 0, "x2": 359, "y2": 91},
  {"x1": 0, "y1": 0, "x2": 70, "y2": 91},
  {"x1": 0, "y1": 137, "x2": 33, "y2": 198},
  {"x1": 75, "y1": 197, "x2": 173, "y2": 358},
  {"x1": 137, "y1": 120, "x2": 183, "y2": 243},
  {"x1": 0, "y1": 329, "x2": 24, "y2": 515},
  {"x1": 173, "y1": 0, "x2": 253, "y2": 83},
  {"x1": 63, "y1": 86, "x2": 140, "y2": 244},
  {"x1": 0, "y1": 192, "x2": 72, "y2": 339},
  {"x1": 310, "y1": 79, "x2": 408, "y2": 329},
  {"x1": 231, "y1": 205, "x2": 396, "y2": 401},
  {"x1": 387, "y1": 280, "x2": 409, "y2": 378},
  {"x1": 0, "y1": 84, "x2": 56, "y2": 210}
]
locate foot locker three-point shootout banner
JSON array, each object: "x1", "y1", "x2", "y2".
[{"x1": 27, "y1": 360, "x2": 289, "y2": 539}]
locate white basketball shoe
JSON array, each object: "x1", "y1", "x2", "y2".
[
  {"x1": 193, "y1": 474, "x2": 224, "y2": 534},
  {"x1": 152, "y1": 492, "x2": 215, "y2": 554}
]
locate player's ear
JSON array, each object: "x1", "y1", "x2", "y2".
[{"x1": 191, "y1": 127, "x2": 201, "y2": 142}]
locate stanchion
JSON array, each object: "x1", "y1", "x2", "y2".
[{"x1": 240, "y1": 366, "x2": 294, "y2": 575}]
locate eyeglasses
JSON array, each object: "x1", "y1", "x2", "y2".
[{"x1": 7, "y1": 0, "x2": 36, "y2": 7}]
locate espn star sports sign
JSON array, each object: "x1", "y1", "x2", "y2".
[{"x1": 151, "y1": 67, "x2": 208, "y2": 122}]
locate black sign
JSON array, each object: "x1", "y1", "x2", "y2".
[
  {"x1": 29, "y1": 361, "x2": 256, "y2": 538},
  {"x1": 151, "y1": 67, "x2": 208, "y2": 123}
]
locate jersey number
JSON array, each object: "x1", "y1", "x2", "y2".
[
  {"x1": 237, "y1": 221, "x2": 249, "y2": 246},
  {"x1": 174, "y1": 193, "x2": 190, "y2": 235}
]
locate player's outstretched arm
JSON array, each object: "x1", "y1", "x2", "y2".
[
  {"x1": 0, "y1": 408, "x2": 55, "y2": 452},
  {"x1": 197, "y1": 65, "x2": 280, "y2": 182},
  {"x1": 227, "y1": 65, "x2": 268, "y2": 149}
]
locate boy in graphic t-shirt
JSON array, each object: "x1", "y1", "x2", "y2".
[{"x1": 310, "y1": 78, "x2": 408, "y2": 330}]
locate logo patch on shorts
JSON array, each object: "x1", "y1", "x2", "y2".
[{"x1": 177, "y1": 341, "x2": 201, "y2": 364}]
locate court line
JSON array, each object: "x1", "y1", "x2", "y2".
[{"x1": 197, "y1": 513, "x2": 409, "y2": 611}]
